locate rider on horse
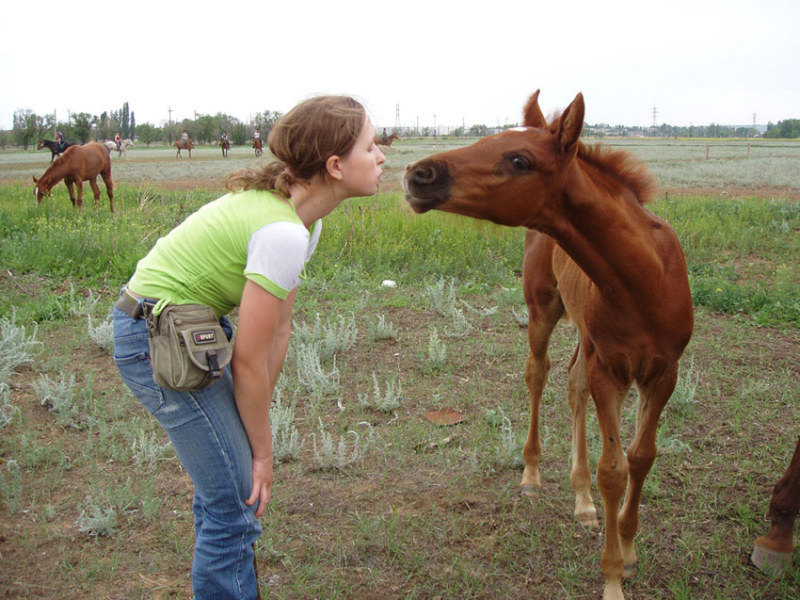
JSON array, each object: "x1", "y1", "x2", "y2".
[
  {"x1": 115, "y1": 132, "x2": 122, "y2": 152},
  {"x1": 55, "y1": 130, "x2": 66, "y2": 153}
]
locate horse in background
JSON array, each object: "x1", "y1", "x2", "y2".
[
  {"x1": 32, "y1": 142, "x2": 114, "y2": 212},
  {"x1": 175, "y1": 139, "x2": 194, "y2": 158},
  {"x1": 376, "y1": 133, "x2": 400, "y2": 147},
  {"x1": 103, "y1": 139, "x2": 133, "y2": 158},
  {"x1": 37, "y1": 139, "x2": 77, "y2": 162},
  {"x1": 404, "y1": 90, "x2": 693, "y2": 600},
  {"x1": 752, "y1": 436, "x2": 800, "y2": 576},
  {"x1": 252, "y1": 137, "x2": 263, "y2": 157},
  {"x1": 220, "y1": 138, "x2": 230, "y2": 157}
]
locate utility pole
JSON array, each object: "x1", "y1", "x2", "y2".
[
  {"x1": 652, "y1": 104, "x2": 658, "y2": 133},
  {"x1": 395, "y1": 102, "x2": 401, "y2": 133},
  {"x1": 168, "y1": 106, "x2": 173, "y2": 145}
]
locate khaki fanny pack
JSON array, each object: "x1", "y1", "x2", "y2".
[{"x1": 145, "y1": 303, "x2": 233, "y2": 392}]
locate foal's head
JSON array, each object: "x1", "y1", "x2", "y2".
[{"x1": 403, "y1": 90, "x2": 585, "y2": 228}]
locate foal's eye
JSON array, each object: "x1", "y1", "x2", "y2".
[{"x1": 509, "y1": 154, "x2": 533, "y2": 172}]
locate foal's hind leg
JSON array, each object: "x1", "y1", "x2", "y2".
[
  {"x1": 520, "y1": 287, "x2": 563, "y2": 494},
  {"x1": 567, "y1": 339, "x2": 599, "y2": 526}
]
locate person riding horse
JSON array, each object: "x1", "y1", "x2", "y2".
[
  {"x1": 55, "y1": 130, "x2": 66, "y2": 153},
  {"x1": 114, "y1": 132, "x2": 122, "y2": 152},
  {"x1": 381, "y1": 128, "x2": 388, "y2": 145}
]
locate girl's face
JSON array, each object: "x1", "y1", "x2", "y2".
[{"x1": 337, "y1": 118, "x2": 385, "y2": 198}]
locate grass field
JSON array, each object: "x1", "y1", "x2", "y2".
[{"x1": 1, "y1": 138, "x2": 799, "y2": 599}]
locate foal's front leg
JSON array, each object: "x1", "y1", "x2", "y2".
[{"x1": 589, "y1": 363, "x2": 630, "y2": 600}]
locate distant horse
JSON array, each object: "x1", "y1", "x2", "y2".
[
  {"x1": 376, "y1": 133, "x2": 400, "y2": 147},
  {"x1": 752, "y1": 436, "x2": 800, "y2": 576},
  {"x1": 32, "y1": 142, "x2": 114, "y2": 212},
  {"x1": 404, "y1": 90, "x2": 693, "y2": 600},
  {"x1": 220, "y1": 138, "x2": 230, "y2": 158},
  {"x1": 103, "y1": 139, "x2": 134, "y2": 158},
  {"x1": 175, "y1": 139, "x2": 194, "y2": 158},
  {"x1": 37, "y1": 139, "x2": 77, "y2": 162},
  {"x1": 252, "y1": 137, "x2": 263, "y2": 157}
]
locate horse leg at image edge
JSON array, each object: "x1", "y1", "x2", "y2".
[{"x1": 752, "y1": 436, "x2": 800, "y2": 576}]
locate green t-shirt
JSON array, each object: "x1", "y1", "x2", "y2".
[{"x1": 128, "y1": 189, "x2": 321, "y2": 316}]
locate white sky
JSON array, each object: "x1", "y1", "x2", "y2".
[{"x1": 2, "y1": 0, "x2": 798, "y2": 131}]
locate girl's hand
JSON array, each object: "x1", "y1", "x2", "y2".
[{"x1": 245, "y1": 455, "x2": 273, "y2": 517}]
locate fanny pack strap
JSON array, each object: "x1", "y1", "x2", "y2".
[{"x1": 115, "y1": 287, "x2": 157, "y2": 320}]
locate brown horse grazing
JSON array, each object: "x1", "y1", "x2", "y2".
[
  {"x1": 220, "y1": 138, "x2": 230, "y2": 157},
  {"x1": 752, "y1": 436, "x2": 800, "y2": 576},
  {"x1": 175, "y1": 139, "x2": 194, "y2": 158},
  {"x1": 252, "y1": 137, "x2": 263, "y2": 157},
  {"x1": 376, "y1": 133, "x2": 400, "y2": 147},
  {"x1": 32, "y1": 142, "x2": 114, "y2": 212},
  {"x1": 404, "y1": 90, "x2": 693, "y2": 600}
]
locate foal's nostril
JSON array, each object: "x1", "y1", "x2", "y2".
[{"x1": 413, "y1": 164, "x2": 437, "y2": 185}]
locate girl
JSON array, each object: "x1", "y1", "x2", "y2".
[{"x1": 113, "y1": 95, "x2": 385, "y2": 599}]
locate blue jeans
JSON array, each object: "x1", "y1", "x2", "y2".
[{"x1": 112, "y1": 305, "x2": 262, "y2": 600}]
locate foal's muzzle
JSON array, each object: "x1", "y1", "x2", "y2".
[{"x1": 403, "y1": 159, "x2": 453, "y2": 213}]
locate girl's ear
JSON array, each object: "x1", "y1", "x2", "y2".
[{"x1": 326, "y1": 155, "x2": 344, "y2": 181}]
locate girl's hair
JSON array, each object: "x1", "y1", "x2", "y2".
[{"x1": 225, "y1": 95, "x2": 366, "y2": 197}]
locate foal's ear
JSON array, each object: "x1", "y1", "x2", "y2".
[
  {"x1": 555, "y1": 92, "x2": 585, "y2": 160},
  {"x1": 522, "y1": 89, "x2": 547, "y2": 128},
  {"x1": 32, "y1": 175, "x2": 38, "y2": 184}
]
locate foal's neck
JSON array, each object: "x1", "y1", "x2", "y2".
[{"x1": 542, "y1": 164, "x2": 663, "y2": 298}]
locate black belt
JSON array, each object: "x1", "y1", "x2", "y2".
[{"x1": 115, "y1": 287, "x2": 157, "y2": 320}]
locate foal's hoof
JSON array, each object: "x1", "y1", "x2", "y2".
[
  {"x1": 576, "y1": 508, "x2": 599, "y2": 528},
  {"x1": 623, "y1": 561, "x2": 638, "y2": 578},
  {"x1": 520, "y1": 485, "x2": 539, "y2": 498},
  {"x1": 751, "y1": 543, "x2": 793, "y2": 577}
]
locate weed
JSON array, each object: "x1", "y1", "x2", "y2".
[
  {"x1": 31, "y1": 371, "x2": 83, "y2": 428},
  {"x1": 76, "y1": 496, "x2": 118, "y2": 537},
  {"x1": 358, "y1": 372, "x2": 402, "y2": 413},
  {"x1": 426, "y1": 276, "x2": 458, "y2": 316},
  {"x1": 0, "y1": 382, "x2": 19, "y2": 427},
  {"x1": 294, "y1": 341, "x2": 340, "y2": 398},
  {"x1": 293, "y1": 313, "x2": 358, "y2": 362},
  {"x1": 129, "y1": 429, "x2": 172, "y2": 470},
  {"x1": 271, "y1": 388, "x2": 300, "y2": 464},
  {"x1": 426, "y1": 327, "x2": 447, "y2": 371},
  {"x1": 369, "y1": 314, "x2": 398, "y2": 341},
  {"x1": 87, "y1": 313, "x2": 114, "y2": 354},
  {"x1": 311, "y1": 419, "x2": 374, "y2": 471},
  {"x1": 0, "y1": 308, "x2": 43, "y2": 380},
  {"x1": 0, "y1": 459, "x2": 22, "y2": 514}
]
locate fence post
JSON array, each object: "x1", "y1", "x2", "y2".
[{"x1": 705, "y1": 145, "x2": 709, "y2": 160}]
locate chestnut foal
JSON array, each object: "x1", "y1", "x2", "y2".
[{"x1": 404, "y1": 90, "x2": 693, "y2": 599}]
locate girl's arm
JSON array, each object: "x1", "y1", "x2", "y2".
[{"x1": 231, "y1": 280, "x2": 298, "y2": 517}]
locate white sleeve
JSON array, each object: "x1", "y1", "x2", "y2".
[{"x1": 245, "y1": 222, "x2": 312, "y2": 292}]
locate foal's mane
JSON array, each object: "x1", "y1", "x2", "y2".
[{"x1": 576, "y1": 142, "x2": 658, "y2": 206}]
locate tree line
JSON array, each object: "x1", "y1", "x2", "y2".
[
  {"x1": 1, "y1": 101, "x2": 284, "y2": 149},
  {"x1": 2, "y1": 101, "x2": 798, "y2": 149}
]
